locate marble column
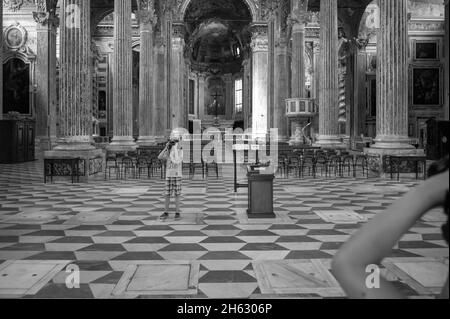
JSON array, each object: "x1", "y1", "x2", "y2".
[
  {"x1": 224, "y1": 74, "x2": 233, "y2": 120},
  {"x1": 170, "y1": 23, "x2": 186, "y2": 130},
  {"x1": 108, "y1": 0, "x2": 137, "y2": 152},
  {"x1": 315, "y1": 0, "x2": 342, "y2": 147},
  {"x1": 371, "y1": 0, "x2": 413, "y2": 149},
  {"x1": 136, "y1": 0, "x2": 157, "y2": 146},
  {"x1": 33, "y1": 1, "x2": 59, "y2": 152},
  {"x1": 198, "y1": 73, "x2": 206, "y2": 120},
  {"x1": 290, "y1": 15, "x2": 307, "y2": 98},
  {"x1": 243, "y1": 58, "x2": 251, "y2": 129},
  {"x1": 274, "y1": 38, "x2": 289, "y2": 141},
  {"x1": 445, "y1": 1, "x2": 449, "y2": 121},
  {"x1": 251, "y1": 24, "x2": 269, "y2": 139},
  {"x1": 53, "y1": 0, "x2": 94, "y2": 151},
  {"x1": 154, "y1": 36, "x2": 167, "y2": 142},
  {"x1": 0, "y1": 3, "x2": 3, "y2": 120}
]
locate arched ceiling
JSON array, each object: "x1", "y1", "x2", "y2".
[
  {"x1": 183, "y1": 0, "x2": 252, "y2": 34},
  {"x1": 183, "y1": 0, "x2": 252, "y2": 74}
]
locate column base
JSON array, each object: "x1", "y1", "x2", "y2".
[
  {"x1": 364, "y1": 147, "x2": 425, "y2": 178},
  {"x1": 44, "y1": 148, "x2": 105, "y2": 183},
  {"x1": 35, "y1": 136, "x2": 52, "y2": 152},
  {"x1": 107, "y1": 136, "x2": 137, "y2": 152},
  {"x1": 53, "y1": 136, "x2": 95, "y2": 151},
  {"x1": 313, "y1": 135, "x2": 346, "y2": 149},
  {"x1": 136, "y1": 136, "x2": 158, "y2": 147}
]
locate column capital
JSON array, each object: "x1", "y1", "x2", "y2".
[
  {"x1": 251, "y1": 23, "x2": 269, "y2": 52},
  {"x1": 136, "y1": 0, "x2": 157, "y2": 26},
  {"x1": 33, "y1": 0, "x2": 59, "y2": 28},
  {"x1": 172, "y1": 22, "x2": 186, "y2": 38}
]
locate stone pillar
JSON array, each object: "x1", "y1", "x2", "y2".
[
  {"x1": 365, "y1": 0, "x2": 424, "y2": 176},
  {"x1": 311, "y1": 42, "x2": 320, "y2": 139},
  {"x1": 251, "y1": 23, "x2": 269, "y2": 139},
  {"x1": 445, "y1": 1, "x2": 449, "y2": 121},
  {"x1": 243, "y1": 58, "x2": 251, "y2": 129},
  {"x1": 290, "y1": 12, "x2": 307, "y2": 98},
  {"x1": 33, "y1": 1, "x2": 59, "y2": 152},
  {"x1": 170, "y1": 22, "x2": 186, "y2": 130},
  {"x1": 136, "y1": 0, "x2": 157, "y2": 146},
  {"x1": 108, "y1": 0, "x2": 137, "y2": 152},
  {"x1": 53, "y1": 0, "x2": 93, "y2": 151},
  {"x1": 371, "y1": 0, "x2": 413, "y2": 150},
  {"x1": 274, "y1": 38, "x2": 289, "y2": 141},
  {"x1": 154, "y1": 35, "x2": 167, "y2": 142},
  {"x1": 198, "y1": 73, "x2": 206, "y2": 120},
  {"x1": 224, "y1": 74, "x2": 233, "y2": 120},
  {"x1": 314, "y1": 0, "x2": 342, "y2": 147},
  {"x1": 45, "y1": 0, "x2": 103, "y2": 182},
  {"x1": 0, "y1": 3, "x2": 3, "y2": 120}
]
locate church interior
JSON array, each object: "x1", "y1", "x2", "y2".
[{"x1": 0, "y1": 0, "x2": 448, "y2": 299}]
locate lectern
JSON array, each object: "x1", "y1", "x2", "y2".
[{"x1": 247, "y1": 165, "x2": 275, "y2": 219}]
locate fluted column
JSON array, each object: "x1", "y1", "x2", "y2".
[
  {"x1": 290, "y1": 1, "x2": 308, "y2": 99},
  {"x1": 108, "y1": 0, "x2": 136, "y2": 151},
  {"x1": 445, "y1": 1, "x2": 449, "y2": 121},
  {"x1": 243, "y1": 58, "x2": 251, "y2": 129},
  {"x1": 315, "y1": 0, "x2": 341, "y2": 147},
  {"x1": 198, "y1": 73, "x2": 206, "y2": 119},
  {"x1": 274, "y1": 38, "x2": 289, "y2": 141},
  {"x1": 136, "y1": 0, "x2": 157, "y2": 146},
  {"x1": 0, "y1": 3, "x2": 3, "y2": 120},
  {"x1": 33, "y1": 1, "x2": 59, "y2": 152},
  {"x1": 154, "y1": 35, "x2": 167, "y2": 142},
  {"x1": 170, "y1": 22, "x2": 186, "y2": 130},
  {"x1": 372, "y1": 0, "x2": 413, "y2": 149},
  {"x1": 54, "y1": 0, "x2": 93, "y2": 150},
  {"x1": 224, "y1": 74, "x2": 233, "y2": 120},
  {"x1": 251, "y1": 23, "x2": 269, "y2": 138}
]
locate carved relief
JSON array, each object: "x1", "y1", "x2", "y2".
[
  {"x1": 33, "y1": 0, "x2": 59, "y2": 27},
  {"x1": 3, "y1": 0, "x2": 34, "y2": 12},
  {"x1": 136, "y1": 0, "x2": 158, "y2": 26},
  {"x1": 251, "y1": 23, "x2": 269, "y2": 52}
]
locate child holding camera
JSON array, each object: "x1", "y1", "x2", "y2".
[{"x1": 158, "y1": 137, "x2": 184, "y2": 220}]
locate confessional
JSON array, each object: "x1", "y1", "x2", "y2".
[{"x1": 0, "y1": 119, "x2": 35, "y2": 164}]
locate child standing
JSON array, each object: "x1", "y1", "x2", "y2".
[{"x1": 158, "y1": 138, "x2": 184, "y2": 220}]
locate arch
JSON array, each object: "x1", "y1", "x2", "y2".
[
  {"x1": 179, "y1": 0, "x2": 257, "y2": 22},
  {"x1": 2, "y1": 54, "x2": 34, "y2": 116}
]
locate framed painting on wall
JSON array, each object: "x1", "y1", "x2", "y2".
[
  {"x1": 411, "y1": 66, "x2": 442, "y2": 107},
  {"x1": 413, "y1": 40, "x2": 440, "y2": 61}
]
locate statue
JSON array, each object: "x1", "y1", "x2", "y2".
[{"x1": 289, "y1": 122, "x2": 312, "y2": 146}]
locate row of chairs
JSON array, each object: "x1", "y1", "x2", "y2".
[
  {"x1": 277, "y1": 150, "x2": 369, "y2": 179},
  {"x1": 104, "y1": 152, "x2": 220, "y2": 180}
]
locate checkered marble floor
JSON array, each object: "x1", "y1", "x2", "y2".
[{"x1": 0, "y1": 159, "x2": 448, "y2": 299}]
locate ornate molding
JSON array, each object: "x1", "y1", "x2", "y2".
[
  {"x1": 3, "y1": 0, "x2": 33, "y2": 12},
  {"x1": 172, "y1": 22, "x2": 186, "y2": 38},
  {"x1": 33, "y1": 0, "x2": 59, "y2": 27},
  {"x1": 136, "y1": 0, "x2": 157, "y2": 26},
  {"x1": 4, "y1": 22, "x2": 28, "y2": 50},
  {"x1": 251, "y1": 23, "x2": 269, "y2": 52}
]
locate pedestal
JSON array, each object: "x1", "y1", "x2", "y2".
[
  {"x1": 247, "y1": 169, "x2": 275, "y2": 219},
  {"x1": 364, "y1": 147, "x2": 425, "y2": 178},
  {"x1": 44, "y1": 149, "x2": 104, "y2": 182}
]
